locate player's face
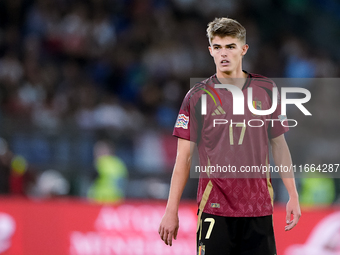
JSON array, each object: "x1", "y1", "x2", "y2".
[{"x1": 209, "y1": 36, "x2": 248, "y2": 76}]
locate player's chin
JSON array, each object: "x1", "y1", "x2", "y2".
[{"x1": 219, "y1": 66, "x2": 232, "y2": 73}]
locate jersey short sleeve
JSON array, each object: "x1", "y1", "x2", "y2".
[
  {"x1": 268, "y1": 84, "x2": 289, "y2": 139},
  {"x1": 173, "y1": 89, "x2": 200, "y2": 142}
]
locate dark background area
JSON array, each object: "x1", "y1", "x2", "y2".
[{"x1": 0, "y1": 0, "x2": 339, "y2": 204}]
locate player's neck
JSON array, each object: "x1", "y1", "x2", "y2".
[{"x1": 216, "y1": 67, "x2": 248, "y2": 90}]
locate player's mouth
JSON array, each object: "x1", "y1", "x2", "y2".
[{"x1": 221, "y1": 60, "x2": 230, "y2": 66}]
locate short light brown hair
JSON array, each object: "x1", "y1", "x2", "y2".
[{"x1": 207, "y1": 17, "x2": 246, "y2": 45}]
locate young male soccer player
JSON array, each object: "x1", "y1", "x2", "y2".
[{"x1": 158, "y1": 17, "x2": 301, "y2": 254}]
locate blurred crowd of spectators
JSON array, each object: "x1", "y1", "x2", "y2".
[
  {"x1": 0, "y1": 0, "x2": 339, "y2": 132},
  {"x1": 0, "y1": 0, "x2": 339, "y2": 201}
]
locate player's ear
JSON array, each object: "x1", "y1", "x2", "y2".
[
  {"x1": 208, "y1": 46, "x2": 213, "y2": 57},
  {"x1": 241, "y1": 44, "x2": 249, "y2": 56}
]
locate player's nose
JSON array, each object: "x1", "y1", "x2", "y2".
[{"x1": 221, "y1": 48, "x2": 228, "y2": 56}]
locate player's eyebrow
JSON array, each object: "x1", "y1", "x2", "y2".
[
  {"x1": 212, "y1": 43, "x2": 237, "y2": 47},
  {"x1": 226, "y1": 43, "x2": 237, "y2": 47}
]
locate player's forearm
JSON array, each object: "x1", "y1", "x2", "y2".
[
  {"x1": 271, "y1": 135, "x2": 298, "y2": 198},
  {"x1": 165, "y1": 139, "x2": 193, "y2": 214},
  {"x1": 165, "y1": 158, "x2": 191, "y2": 213},
  {"x1": 275, "y1": 143, "x2": 298, "y2": 198}
]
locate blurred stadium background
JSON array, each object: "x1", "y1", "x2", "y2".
[{"x1": 0, "y1": 0, "x2": 339, "y2": 254}]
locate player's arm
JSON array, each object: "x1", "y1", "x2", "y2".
[
  {"x1": 158, "y1": 138, "x2": 194, "y2": 246},
  {"x1": 270, "y1": 134, "x2": 301, "y2": 231}
]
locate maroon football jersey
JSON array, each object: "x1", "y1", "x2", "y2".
[{"x1": 173, "y1": 72, "x2": 289, "y2": 217}]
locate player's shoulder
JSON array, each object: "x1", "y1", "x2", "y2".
[
  {"x1": 184, "y1": 75, "x2": 216, "y2": 100},
  {"x1": 249, "y1": 73, "x2": 277, "y2": 90}
]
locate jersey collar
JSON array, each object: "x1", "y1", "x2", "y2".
[{"x1": 212, "y1": 71, "x2": 252, "y2": 91}]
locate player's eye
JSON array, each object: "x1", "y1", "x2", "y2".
[
  {"x1": 228, "y1": 45, "x2": 235, "y2": 49},
  {"x1": 214, "y1": 46, "x2": 220, "y2": 50}
]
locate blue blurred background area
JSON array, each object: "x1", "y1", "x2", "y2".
[{"x1": 0, "y1": 0, "x2": 339, "y2": 205}]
